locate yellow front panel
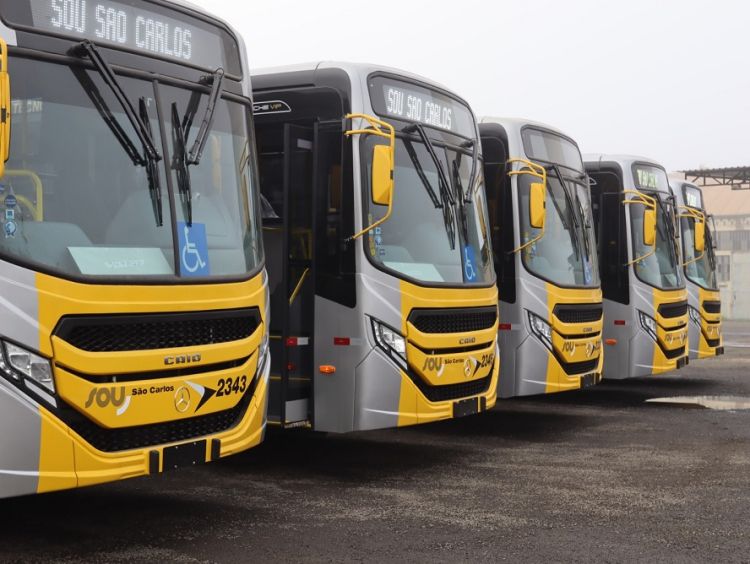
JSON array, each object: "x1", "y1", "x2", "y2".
[
  {"x1": 406, "y1": 341, "x2": 496, "y2": 386},
  {"x1": 656, "y1": 324, "x2": 688, "y2": 352},
  {"x1": 35, "y1": 273, "x2": 266, "y2": 357},
  {"x1": 32, "y1": 271, "x2": 267, "y2": 490},
  {"x1": 52, "y1": 336, "x2": 257, "y2": 376},
  {"x1": 55, "y1": 354, "x2": 258, "y2": 428},
  {"x1": 398, "y1": 281, "x2": 499, "y2": 426},
  {"x1": 545, "y1": 283, "x2": 603, "y2": 394},
  {"x1": 651, "y1": 287, "x2": 688, "y2": 372}
]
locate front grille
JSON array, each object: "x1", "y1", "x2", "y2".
[
  {"x1": 662, "y1": 345, "x2": 686, "y2": 360},
  {"x1": 558, "y1": 357, "x2": 599, "y2": 376},
  {"x1": 702, "y1": 301, "x2": 721, "y2": 315},
  {"x1": 553, "y1": 304, "x2": 603, "y2": 324},
  {"x1": 409, "y1": 307, "x2": 497, "y2": 334},
  {"x1": 658, "y1": 301, "x2": 688, "y2": 319},
  {"x1": 58, "y1": 376, "x2": 258, "y2": 452},
  {"x1": 55, "y1": 308, "x2": 261, "y2": 352},
  {"x1": 406, "y1": 364, "x2": 493, "y2": 402}
]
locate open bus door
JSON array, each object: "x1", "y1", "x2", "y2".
[{"x1": 260, "y1": 120, "x2": 344, "y2": 428}]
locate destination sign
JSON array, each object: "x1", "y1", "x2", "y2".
[
  {"x1": 10, "y1": 0, "x2": 231, "y2": 71},
  {"x1": 369, "y1": 76, "x2": 476, "y2": 138},
  {"x1": 684, "y1": 185, "x2": 703, "y2": 209},
  {"x1": 633, "y1": 163, "x2": 669, "y2": 193}
]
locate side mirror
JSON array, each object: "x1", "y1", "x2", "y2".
[
  {"x1": 695, "y1": 218, "x2": 705, "y2": 253},
  {"x1": 371, "y1": 144, "x2": 393, "y2": 206},
  {"x1": 643, "y1": 208, "x2": 656, "y2": 247},
  {"x1": 0, "y1": 37, "x2": 9, "y2": 178},
  {"x1": 529, "y1": 181, "x2": 546, "y2": 229}
]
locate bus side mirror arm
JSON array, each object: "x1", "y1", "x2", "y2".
[
  {"x1": 507, "y1": 158, "x2": 547, "y2": 254},
  {"x1": 623, "y1": 190, "x2": 657, "y2": 266},
  {"x1": 0, "y1": 37, "x2": 10, "y2": 179},
  {"x1": 343, "y1": 113, "x2": 395, "y2": 242}
]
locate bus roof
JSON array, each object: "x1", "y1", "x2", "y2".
[
  {"x1": 480, "y1": 116, "x2": 571, "y2": 140},
  {"x1": 583, "y1": 154, "x2": 665, "y2": 170},
  {"x1": 251, "y1": 61, "x2": 461, "y2": 99}
]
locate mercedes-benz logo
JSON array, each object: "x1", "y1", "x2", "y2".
[
  {"x1": 586, "y1": 342, "x2": 595, "y2": 358},
  {"x1": 174, "y1": 386, "x2": 191, "y2": 413}
]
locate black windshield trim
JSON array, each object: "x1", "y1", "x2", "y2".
[
  {"x1": 358, "y1": 136, "x2": 495, "y2": 290},
  {"x1": 0, "y1": 51, "x2": 264, "y2": 286},
  {"x1": 520, "y1": 125, "x2": 585, "y2": 174},
  {"x1": 628, "y1": 191, "x2": 685, "y2": 291}
]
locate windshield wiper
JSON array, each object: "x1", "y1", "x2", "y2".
[
  {"x1": 170, "y1": 68, "x2": 225, "y2": 226},
  {"x1": 404, "y1": 124, "x2": 457, "y2": 249},
  {"x1": 460, "y1": 139, "x2": 479, "y2": 203},
  {"x1": 548, "y1": 164, "x2": 582, "y2": 258},
  {"x1": 171, "y1": 103, "x2": 193, "y2": 225},
  {"x1": 140, "y1": 98, "x2": 163, "y2": 226},
  {"x1": 402, "y1": 138, "x2": 441, "y2": 208},
  {"x1": 187, "y1": 69, "x2": 225, "y2": 165},
  {"x1": 73, "y1": 41, "x2": 163, "y2": 226},
  {"x1": 451, "y1": 156, "x2": 470, "y2": 241}
]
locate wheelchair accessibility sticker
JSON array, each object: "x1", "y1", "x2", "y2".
[
  {"x1": 178, "y1": 222, "x2": 210, "y2": 277},
  {"x1": 463, "y1": 245, "x2": 477, "y2": 282}
]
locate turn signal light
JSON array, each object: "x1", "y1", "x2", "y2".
[
  {"x1": 319, "y1": 365, "x2": 336, "y2": 375},
  {"x1": 605, "y1": 339, "x2": 618, "y2": 346}
]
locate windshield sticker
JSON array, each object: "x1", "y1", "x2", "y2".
[
  {"x1": 69, "y1": 247, "x2": 172, "y2": 275},
  {"x1": 383, "y1": 261, "x2": 444, "y2": 282},
  {"x1": 4, "y1": 220, "x2": 17, "y2": 239},
  {"x1": 4, "y1": 194, "x2": 17, "y2": 209},
  {"x1": 178, "y1": 222, "x2": 210, "y2": 277},
  {"x1": 463, "y1": 245, "x2": 477, "y2": 282},
  {"x1": 5, "y1": 209, "x2": 14, "y2": 221}
]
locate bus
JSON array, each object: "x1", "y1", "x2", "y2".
[
  {"x1": 251, "y1": 63, "x2": 499, "y2": 432},
  {"x1": 0, "y1": 0, "x2": 268, "y2": 497},
  {"x1": 480, "y1": 118, "x2": 603, "y2": 398},
  {"x1": 671, "y1": 180, "x2": 724, "y2": 359},
  {"x1": 585, "y1": 155, "x2": 688, "y2": 379}
]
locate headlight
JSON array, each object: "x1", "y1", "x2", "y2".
[
  {"x1": 638, "y1": 311, "x2": 658, "y2": 342},
  {"x1": 371, "y1": 318, "x2": 408, "y2": 370},
  {"x1": 0, "y1": 340, "x2": 55, "y2": 394},
  {"x1": 257, "y1": 331, "x2": 270, "y2": 373},
  {"x1": 527, "y1": 311, "x2": 553, "y2": 351},
  {"x1": 688, "y1": 306, "x2": 701, "y2": 326}
]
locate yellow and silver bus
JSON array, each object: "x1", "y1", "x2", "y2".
[
  {"x1": 480, "y1": 118, "x2": 603, "y2": 397},
  {"x1": 671, "y1": 180, "x2": 723, "y2": 359},
  {"x1": 585, "y1": 155, "x2": 688, "y2": 379},
  {"x1": 252, "y1": 63, "x2": 499, "y2": 431},
  {"x1": 0, "y1": 0, "x2": 268, "y2": 497}
]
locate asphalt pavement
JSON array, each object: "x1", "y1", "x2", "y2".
[{"x1": 1, "y1": 323, "x2": 749, "y2": 563}]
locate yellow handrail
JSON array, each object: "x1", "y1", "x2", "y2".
[
  {"x1": 3, "y1": 169, "x2": 44, "y2": 221},
  {"x1": 677, "y1": 205, "x2": 706, "y2": 266},
  {"x1": 289, "y1": 268, "x2": 310, "y2": 306},
  {"x1": 344, "y1": 113, "x2": 395, "y2": 241},
  {"x1": 622, "y1": 190, "x2": 657, "y2": 266},
  {"x1": 507, "y1": 158, "x2": 547, "y2": 254}
]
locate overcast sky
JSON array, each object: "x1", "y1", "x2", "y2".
[{"x1": 196, "y1": 0, "x2": 748, "y2": 173}]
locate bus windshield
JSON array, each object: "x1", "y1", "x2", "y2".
[
  {"x1": 631, "y1": 195, "x2": 682, "y2": 289},
  {"x1": 518, "y1": 129, "x2": 599, "y2": 288},
  {"x1": 0, "y1": 55, "x2": 262, "y2": 280},
  {"x1": 362, "y1": 135, "x2": 493, "y2": 285},
  {"x1": 681, "y1": 214, "x2": 718, "y2": 290}
]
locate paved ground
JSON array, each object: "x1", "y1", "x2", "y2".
[{"x1": 2, "y1": 323, "x2": 750, "y2": 563}]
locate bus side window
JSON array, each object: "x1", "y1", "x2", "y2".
[
  {"x1": 315, "y1": 123, "x2": 355, "y2": 308},
  {"x1": 481, "y1": 135, "x2": 515, "y2": 303},
  {"x1": 590, "y1": 171, "x2": 629, "y2": 305}
]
